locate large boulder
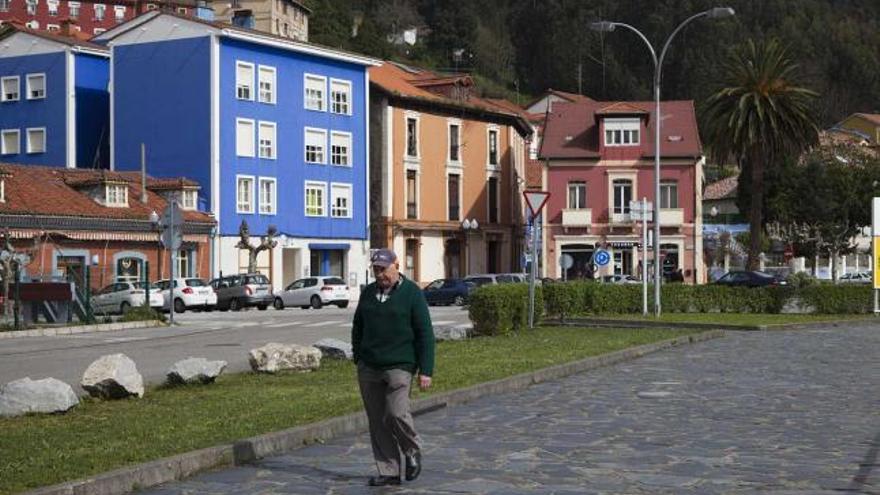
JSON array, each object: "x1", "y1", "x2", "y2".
[
  {"x1": 312, "y1": 338, "x2": 353, "y2": 360},
  {"x1": 249, "y1": 343, "x2": 322, "y2": 373},
  {"x1": 434, "y1": 324, "x2": 471, "y2": 341},
  {"x1": 0, "y1": 377, "x2": 79, "y2": 417},
  {"x1": 81, "y1": 354, "x2": 144, "y2": 399},
  {"x1": 167, "y1": 357, "x2": 227, "y2": 385}
]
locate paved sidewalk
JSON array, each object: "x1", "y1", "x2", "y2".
[{"x1": 144, "y1": 323, "x2": 880, "y2": 494}]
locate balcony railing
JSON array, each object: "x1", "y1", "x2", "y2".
[
  {"x1": 561, "y1": 208, "x2": 592, "y2": 227},
  {"x1": 659, "y1": 208, "x2": 684, "y2": 226},
  {"x1": 611, "y1": 212, "x2": 632, "y2": 224}
]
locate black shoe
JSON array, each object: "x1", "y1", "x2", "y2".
[
  {"x1": 368, "y1": 475, "x2": 401, "y2": 486},
  {"x1": 404, "y1": 450, "x2": 422, "y2": 481}
]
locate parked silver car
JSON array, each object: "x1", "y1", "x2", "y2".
[
  {"x1": 209, "y1": 273, "x2": 273, "y2": 311},
  {"x1": 92, "y1": 281, "x2": 164, "y2": 314},
  {"x1": 273, "y1": 276, "x2": 350, "y2": 310},
  {"x1": 463, "y1": 273, "x2": 526, "y2": 287}
]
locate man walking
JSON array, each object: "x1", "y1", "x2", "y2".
[{"x1": 352, "y1": 248, "x2": 435, "y2": 486}]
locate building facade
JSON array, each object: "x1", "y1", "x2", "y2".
[
  {"x1": 540, "y1": 100, "x2": 705, "y2": 283},
  {"x1": 0, "y1": 163, "x2": 214, "y2": 292},
  {"x1": 368, "y1": 62, "x2": 532, "y2": 285},
  {"x1": 102, "y1": 12, "x2": 378, "y2": 292},
  {"x1": 208, "y1": 0, "x2": 308, "y2": 42},
  {"x1": 0, "y1": 25, "x2": 109, "y2": 168}
]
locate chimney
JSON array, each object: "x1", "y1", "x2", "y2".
[{"x1": 60, "y1": 18, "x2": 78, "y2": 37}]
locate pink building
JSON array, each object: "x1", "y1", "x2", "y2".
[{"x1": 539, "y1": 100, "x2": 705, "y2": 283}]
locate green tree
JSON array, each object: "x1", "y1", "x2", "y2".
[{"x1": 701, "y1": 38, "x2": 819, "y2": 270}]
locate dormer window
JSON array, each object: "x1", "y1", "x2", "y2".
[
  {"x1": 181, "y1": 189, "x2": 197, "y2": 210},
  {"x1": 604, "y1": 118, "x2": 640, "y2": 146},
  {"x1": 105, "y1": 184, "x2": 128, "y2": 207}
]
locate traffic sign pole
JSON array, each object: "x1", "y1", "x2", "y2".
[
  {"x1": 523, "y1": 190, "x2": 550, "y2": 330},
  {"x1": 642, "y1": 197, "x2": 648, "y2": 316}
]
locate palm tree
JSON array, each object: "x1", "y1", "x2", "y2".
[{"x1": 701, "y1": 38, "x2": 819, "y2": 270}]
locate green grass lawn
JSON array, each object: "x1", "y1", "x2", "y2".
[
  {"x1": 578, "y1": 313, "x2": 873, "y2": 326},
  {"x1": 0, "y1": 326, "x2": 698, "y2": 494}
]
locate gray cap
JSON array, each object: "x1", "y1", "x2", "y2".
[{"x1": 370, "y1": 248, "x2": 397, "y2": 267}]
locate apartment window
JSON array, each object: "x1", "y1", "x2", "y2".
[
  {"x1": 488, "y1": 129, "x2": 498, "y2": 166},
  {"x1": 235, "y1": 61, "x2": 254, "y2": 100},
  {"x1": 0, "y1": 0, "x2": 9, "y2": 12},
  {"x1": 304, "y1": 181, "x2": 326, "y2": 216},
  {"x1": 181, "y1": 190, "x2": 197, "y2": 210},
  {"x1": 330, "y1": 183, "x2": 352, "y2": 218},
  {"x1": 47, "y1": 0, "x2": 58, "y2": 15},
  {"x1": 1, "y1": 130, "x2": 19, "y2": 155},
  {"x1": 604, "y1": 118, "x2": 640, "y2": 146},
  {"x1": 47, "y1": 24, "x2": 60, "y2": 31},
  {"x1": 177, "y1": 249, "x2": 192, "y2": 278},
  {"x1": 68, "y1": 1, "x2": 79, "y2": 17},
  {"x1": 26, "y1": 0, "x2": 36, "y2": 15},
  {"x1": 330, "y1": 131, "x2": 351, "y2": 166},
  {"x1": 235, "y1": 118, "x2": 255, "y2": 157},
  {"x1": 176, "y1": 7, "x2": 186, "y2": 14},
  {"x1": 258, "y1": 66, "x2": 275, "y2": 104},
  {"x1": 330, "y1": 79, "x2": 351, "y2": 115},
  {"x1": 567, "y1": 181, "x2": 586, "y2": 209},
  {"x1": 487, "y1": 176, "x2": 498, "y2": 223},
  {"x1": 613, "y1": 179, "x2": 632, "y2": 214},
  {"x1": 447, "y1": 174, "x2": 460, "y2": 221},
  {"x1": 94, "y1": 4, "x2": 105, "y2": 21},
  {"x1": 406, "y1": 117, "x2": 418, "y2": 157},
  {"x1": 404, "y1": 170, "x2": 418, "y2": 219},
  {"x1": 26, "y1": 74, "x2": 45, "y2": 99},
  {"x1": 258, "y1": 177, "x2": 276, "y2": 214},
  {"x1": 236, "y1": 176, "x2": 254, "y2": 213},
  {"x1": 258, "y1": 121, "x2": 276, "y2": 159},
  {"x1": 113, "y1": 5, "x2": 124, "y2": 22},
  {"x1": 449, "y1": 123, "x2": 460, "y2": 162},
  {"x1": 2, "y1": 76, "x2": 19, "y2": 102},
  {"x1": 304, "y1": 74, "x2": 325, "y2": 111},
  {"x1": 660, "y1": 180, "x2": 678, "y2": 209},
  {"x1": 26, "y1": 128, "x2": 45, "y2": 153},
  {"x1": 282, "y1": 23, "x2": 289, "y2": 37},
  {"x1": 304, "y1": 128, "x2": 326, "y2": 164},
  {"x1": 105, "y1": 184, "x2": 128, "y2": 206}
]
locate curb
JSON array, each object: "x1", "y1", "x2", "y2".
[
  {"x1": 0, "y1": 320, "x2": 166, "y2": 339},
  {"x1": 25, "y1": 330, "x2": 722, "y2": 495},
  {"x1": 544, "y1": 316, "x2": 878, "y2": 332}
]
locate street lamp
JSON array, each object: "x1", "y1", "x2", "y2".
[
  {"x1": 591, "y1": 6, "x2": 734, "y2": 316},
  {"x1": 461, "y1": 218, "x2": 479, "y2": 276}
]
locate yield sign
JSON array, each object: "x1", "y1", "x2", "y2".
[{"x1": 523, "y1": 190, "x2": 550, "y2": 219}]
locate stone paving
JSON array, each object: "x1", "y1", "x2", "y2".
[{"x1": 144, "y1": 323, "x2": 880, "y2": 494}]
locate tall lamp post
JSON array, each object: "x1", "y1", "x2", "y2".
[
  {"x1": 461, "y1": 218, "x2": 479, "y2": 277},
  {"x1": 591, "y1": 6, "x2": 734, "y2": 317}
]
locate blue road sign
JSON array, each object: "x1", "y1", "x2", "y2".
[{"x1": 594, "y1": 249, "x2": 611, "y2": 266}]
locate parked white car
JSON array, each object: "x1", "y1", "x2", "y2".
[
  {"x1": 273, "y1": 276, "x2": 350, "y2": 310},
  {"x1": 92, "y1": 281, "x2": 164, "y2": 314},
  {"x1": 155, "y1": 278, "x2": 217, "y2": 313},
  {"x1": 839, "y1": 272, "x2": 871, "y2": 284}
]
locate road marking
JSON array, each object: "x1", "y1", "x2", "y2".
[
  {"x1": 432, "y1": 320, "x2": 455, "y2": 325},
  {"x1": 304, "y1": 320, "x2": 344, "y2": 327},
  {"x1": 103, "y1": 337, "x2": 149, "y2": 343},
  {"x1": 267, "y1": 321, "x2": 300, "y2": 328},
  {"x1": 236, "y1": 322, "x2": 259, "y2": 328},
  {"x1": 338, "y1": 323, "x2": 352, "y2": 328}
]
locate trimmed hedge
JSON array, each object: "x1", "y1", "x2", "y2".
[{"x1": 468, "y1": 283, "x2": 543, "y2": 336}]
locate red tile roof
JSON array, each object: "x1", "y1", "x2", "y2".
[
  {"x1": 704, "y1": 176, "x2": 738, "y2": 200},
  {"x1": 0, "y1": 163, "x2": 213, "y2": 223},
  {"x1": 540, "y1": 100, "x2": 702, "y2": 159}
]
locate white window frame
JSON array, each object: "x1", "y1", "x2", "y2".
[
  {"x1": 486, "y1": 174, "x2": 500, "y2": 223},
  {"x1": 235, "y1": 118, "x2": 255, "y2": 157},
  {"x1": 258, "y1": 65, "x2": 276, "y2": 104},
  {"x1": 567, "y1": 181, "x2": 587, "y2": 209},
  {"x1": 660, "y1": 180, "x2": 679, "y2": 209},
  {"x1": 26, "y1": 127, "x2": 46, "y2": 154},
  {"x1": 236, "y1": 175, "x2": 255, "y2": 214},
  {"x1": 235, "y1": 61, "x2": 255, "y2": 101},
  {"x1": 405, "y1": 113, "x2": 420, "y2": 159},
  {"x1": 47, "y1": 0, "x2": 58, "y2": 15},
  {"x1": 46, "y1": 24, "x2": 60, "y2": 31},
  {"x1": 0, "y1": 0, "x2": 10, "y2": 12},
  {"x1": 105, "y1": 183, "x2": 128, "y2": 207},
  {"x1": 26, "y1": 73, "x2": 45, "y2": 100},
  {"x1": 25, "y1": 0, "x2": 36, "y2": 14},
  {"x1": 404, "y1": 167, "x2": 419, "y2": 219},
  {"x1": 1, "y1": 129, "x2": 20, "y2": 155},
  {"x1": 68, "y1": 1, "x2": 80, "y2": 17},
  {"x1": 330, "y1": 182, "x2": 352, "y2": 218},
  {"x1": 330, "y1": 131, "x2": 351, "y2": 167},
  {"x1": 113, "y1": 5, "x2": 125, "y2": 21},
  {"x1": 329, "y1": 78, "x2": 351, "y2": 115},
  {"x1": 25, "y1": 20, "x2": 39, "y2": 29},
  {"x1": 604, "y1": 118, "x2": 641, "y2": 147},
  {"x1": 92, "y1": 28, "x2": 106, "y2": 35},
  {"x1": 304, "y1": 127, "x2": 327, "y2": 164},
  {"x1": 258, "y1": 121, "x2": 276, "y2": 159},
  {"x1": 487, "y1": 126, "x2": 499, "y2": 167},
  {"x1": 258, "y1": 177, "x2": 277, "y2": 215},
  {"x1": 1, "y1": 76, "x2": 20, "y2": 102},
  {"x1": 448, "y1": 120, "x2": 461, "y2": 164},
  {"x1": 303, "y1": 73, "x2": 326, "y2": 111},
  {"x1": 304, "y1": 181, "x2": 327, "y2": 217},
  {"x1": 181, "y1": 190, "x2": 197, "y2": 210},
  {"x1": 94, "y1": 3, "x2": 105, "y2": 21}
]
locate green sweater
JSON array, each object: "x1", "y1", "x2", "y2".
[{"x1": 352, "y1": 277, "x2": 435, "y2": 376}]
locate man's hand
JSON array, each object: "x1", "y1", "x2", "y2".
[{"x1": 418, "y1": 374, "x2": 432, "y2": 391}]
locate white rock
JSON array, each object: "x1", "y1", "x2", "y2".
[
  {"x1": 249, "y1": 343, "x2": 322, "y2": 373},
  {"x1": 167, "y1": 357, "x2": 227, "y2": 385},
  {"x1": 434, "y1": 324, "x2": 471, "y2": 341},
  {"x1": 0, "y1": 377, "x2": 79, "y2": 417},
  {"x1": 312, "y1": 338, "x2": 353, "y2": 360},
  {"x1": 81, "y1": 353, "x2": 144, "y2": 399}
]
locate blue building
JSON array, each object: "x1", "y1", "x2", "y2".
[
  {"x1": 0, "y1": 26, "x2": 110, "y2": 169},
  {"x1": 98, "y1": 12, "x2": 379, "y2": 291}
]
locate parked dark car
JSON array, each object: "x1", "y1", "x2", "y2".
[
  {"x1": 209, "y1": 273, "x2": 273, "y2": 311},
  {"x1": 713, "y1": 270, "x2": 787, "y2": 288},
  {"x1": 423, "y1": 279, "x2": 474, "y2": 306}
]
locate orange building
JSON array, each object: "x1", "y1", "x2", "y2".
[{"x1": 368, "y1": 62, "x2": 532, "y2": 284}]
